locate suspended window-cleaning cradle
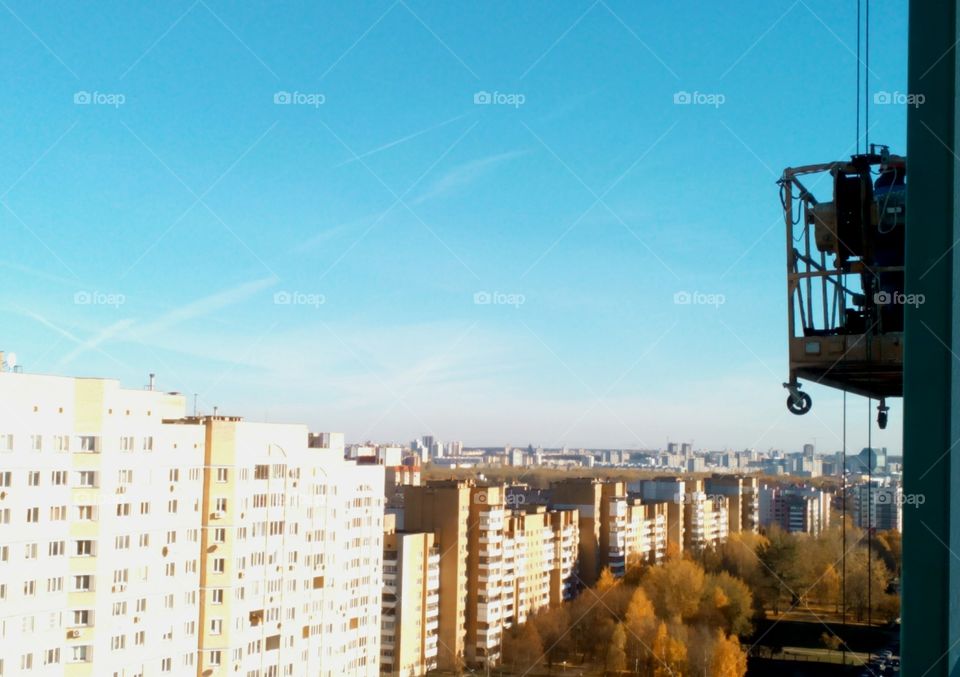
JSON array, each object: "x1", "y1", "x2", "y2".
[{"x1": 780, "y1": 145, "x2": 905, "y2": 429}]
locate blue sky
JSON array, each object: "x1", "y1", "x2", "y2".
[{"x1": 1, "y1": 0, "x2": 908, "y2": 452}]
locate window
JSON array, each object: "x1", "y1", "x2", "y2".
[
  {"x1": 0, "y1": 508, "x2": 9, "y2": 524},
  {"x1": 26, "y1": 507, "x2": 39, "y2": 523},
  {"x1": 75, "y1": 541, "x2": 94, "y2": 557},
  {"x1": 120, "y1": 436, "x2": 134, "y2": 452},
  {"x1": 0, "y1": 434, "x2": 12, "y2": 451},
  {"x1": 23, "y1": 580, "x2": 36, "y2": 596},
  {"x1": 110, "y1": 635, "x2": 125, "y2": 650},
  {"x1": 28, "y1": 471, "x2": 40, "y2": 486},
  {"x1": 24, "y1": 543, "x2": 37, "y2": 559},
  {"x1": 166, "y1": 530, "x2": 176, "y2": 545},
  {"x1": 72, "y1": 610, "x2": 91, "y2": 626},
  {"x1": 212, "y1": 588, "x2": 224, "y2": 604},
  {"x1": 213, "y1": 528, "x2": 226, "y2": 543},
  {"x1": 70, "y1": 645, "x2": 89, "y2": 663},
  {"x1": 43, "y1": 648, "x2": 60, "y2": 665},
  {"x1": 54, "y1": 435, "x2": 69, "y2": 452},
  {"x1": 213, "y1": 558, "x2": 225, "y2": 574},
  {"x1": 0, "y1": 545, "x2": 7, "y2": 561},
  {"x1": 0, "y1": 471, "x2": 10, "y2": 486},
  {"x1": 208, "y1": 650, "x2": 222, "y2": 666},
  {"x1": 114, "y1": 535, "x2": 130, "y2": 550},
  {"x1": 119, "y1": 469, "x2": 133, "y2": 484},
  {"x1": 167, "y1": 499, "x2": 178, "y2": 514},
  {"x1": 112, "y1": 601, "x2": 126, "y2": 616},
  {"x1": 169, "y1": 468, "x2": 179, "y2": 482},
  {"x1": 139, "y1": 502, "x2": 150, "y2": 515},
  {"x1": 215, "y1": 497, "x2": 227, "y2": 512},
  {"x1": 77, "y1": 471, "x2": 97, "y2": 487},
  {"x1": 136, "y1": 598, "x2": 147, "y2": 613},
  {"x1": 142, "y1": 436, "x2": 154, "y2": 451},
  {"x1": 77, "y1": 505, "x2": 96, "y2": 521},
  {"x1": 20, "y1": 654, "x2": 33, "y2": 670},
  {"x1": 46, "y1": 577, "x2": 63, "y2": 593},
  {"x1": 216, "y1": 468, "x2": 229, "y2": 483},
  {"x1": 210, "y1": 619, "x2": 223, "y2": 635},
  {"x1": 116, "y1": 503, "x2": 130, "y2": 517},
  {"x1": 48, "y1": 541, "x2": 65, "y2": 557},
  {"x1": 73, "y1": 575, "x2": 92, "y2": 592},
  {"x1": 78, "y1": 436, "x2": 98, "y2": 453},
  {"x1": 51, "y1": 471, "x2": 67, "y2": 485},
  {"x1": 139, "y1": 533, "x2": 149, "y2": 548},
  {"x1": 161, "y1": 657, "x2": 172, "y2": 672},
  {"x1": 49, "y1": 505, "x2": 66, "y2": 521},
  {"x1": 30, "y1": 435, "x2": 42, "y2": 452}
]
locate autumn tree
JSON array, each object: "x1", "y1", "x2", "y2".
[
  {"x1": 649, "y1": 621, "x2": 687, "y2": 677},
  {"x1": 709, "y1": 630, "x2": 748, "y2": 677},
  {"x1": 698, "y1": 572, "x2": 754, "y2": 636},
  {"x1": 811, "y1": 563, "x2": 841, "y2": 610},
  {"x1": 643, "y1": 557, "x2": 706, "y2": 623},
  {"x1": 624, "y1": 587, "x2": 657, "y2": 669},
  {"x1": 501, "y1": 620, "x2": 543, "y2": 672},
  {"x1": 530, "y1": 605, "x2": 571, "y2": 669},
  {"x1": 607, "y1": 623, "x2": 628, "y2": 673}
]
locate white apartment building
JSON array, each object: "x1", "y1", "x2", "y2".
[
  {"x1": 0, "y1": 371, "x2": 205, "y2": 677},
  {"x1": 0, "y1": 369, "x2": 384, "y2": 677}
]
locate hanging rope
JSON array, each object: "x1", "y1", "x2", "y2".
[{"x1": 842, "y1": 390, "x2": 847, "y2": 659}]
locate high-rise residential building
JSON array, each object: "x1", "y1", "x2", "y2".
[
  {"x1": 606, "y1": 498, "x2": 669, "y2": 576},
  {"x1": 501, "y1": 506, "x2": 579, "y2": 627},
  {"x1": 193, "y1": 421, "x2": 384, "y2": 677},
  {"x1": 705, "y1": 474, "x2": 760, "y2": 534},
  {"x1": 381, "y1": 515, "x2": 439, "y2": 677},
  {"x1": 636, "y1": 477, "x2": 687, "y2": 554},
  {"x1": 759, "y1": 484, "x2": 831, "y2": 535},
  {"x1": 852, "y1": 480, "x2": 902, "y2": 532},
  {"x1": 403, "y1": 481, "x2": 471, "y2": 671},
  {"x1": 0, "y1": 371, "x2": 205, "y2": 676},
  {"x1": 0, "y1": 369, "x2": 384, "y2": 677},
  {"x1": 550, "y1": 478, "x2": 627, "y2": 585}
]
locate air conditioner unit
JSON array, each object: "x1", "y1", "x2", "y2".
[
  {"x1": 210, "y1": 511, "x2": 224, "y2": 520},
  {"x1": 116, "y1": 486, "x2": 126, "y2": 494},
  {"x1": 67, "y1": 629, "x2": 81, "y2": 638},
  {"x1": 112, "y1": 583, "x2": 126, "y2": 593}
]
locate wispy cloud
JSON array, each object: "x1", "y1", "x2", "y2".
[
  {"x1": 333, "y1": 113, "x2": 472, "y2": 168},
  {"x1": 411, "y1": 150, "x2": 527, "y2": 206},
  {"x1": 132, "y1": 276, "x2": 278, "y2": 338}
]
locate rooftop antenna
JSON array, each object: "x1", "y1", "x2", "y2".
[
  {"x1": 193, "y1": 394, "x2": 198, "y2": 416},
  {"x1": 5, "y1": 352, "x2": 17, "y2": 372},
  {"x1": 147, "y1": 373, "x2": 156, "y2": 391}
]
